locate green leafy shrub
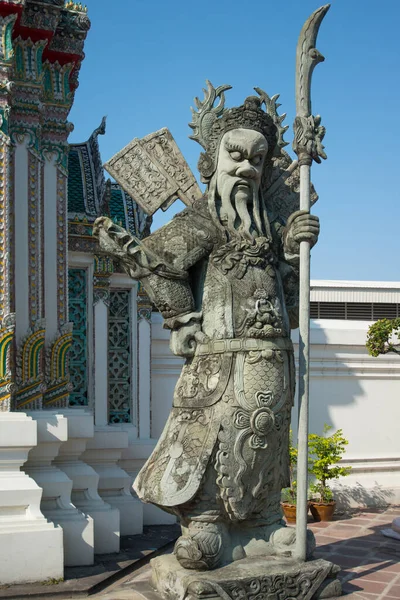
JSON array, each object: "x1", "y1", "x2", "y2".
[
  {"x1": 366, "y1": 318, "x2": 400, "y2": 357},
  {"x1": 281, "y1": 429, "x2": 298, "y2": 504},
  {"x1": 309, "y1": 481, "x2": 334, "y2": 503},
  {"x1": 308, "y1": 424, "x2": 351, "y2": 503},
  {"x1": 281, "y1": 481, "x2": 297, "y2": 504}
]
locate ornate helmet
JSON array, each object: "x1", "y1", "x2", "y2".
[{"x1": 189, "y1": 81, "x2": 289, "y2": 182}]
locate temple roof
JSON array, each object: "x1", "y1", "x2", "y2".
[{"x1": 68, "y1": 117, "x2": 151, "y2": 239}]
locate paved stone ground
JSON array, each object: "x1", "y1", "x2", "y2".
[
  {"x1": 309, "y1": 506, "x2": 400, "y2": 599},
  {"x1": 98, "y1": 507, "x2": 400, "y2": 600},
  {"x1": 1, "y1": 508, "x2": 399, "y2": 599}
]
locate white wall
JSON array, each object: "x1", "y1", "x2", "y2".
[
  {"x1": 293, "y1": 320, "x2": 400, "y2": 507},
  {"x1": 151, "y1": 317, "x2": 183, "y2": 439},
  {"x1": 150, "y1": 314, "x2": 400, "y2": 508}
]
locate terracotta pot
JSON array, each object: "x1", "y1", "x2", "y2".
[
  {"x1": 281, "y1": 502, "x2": 297, "y2": 524},
  {"x1": 310, "y1": 501, "x2": 336, "y2": 522}
]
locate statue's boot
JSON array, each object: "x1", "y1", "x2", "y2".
[
  {"x1": 240, "y1": 522, "x2": 316, "y2": 559},
  {"x1": 174, "y1": 522, "x2": 230, "y2": 570},
  {"x1": 269, "y1": 525, "x2": 316, "y2": 558}
]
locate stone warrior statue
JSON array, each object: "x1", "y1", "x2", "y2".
[{"x1": 94, "y1": 83, "x2": 320, "y2": 570}]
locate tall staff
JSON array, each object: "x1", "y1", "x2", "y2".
[{"x1": 293, "y1": 4, "x2": 330, "y2": 562}]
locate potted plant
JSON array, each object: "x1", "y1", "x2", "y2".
[
  {"x1": 281, "y1": 481, "x2": 297, "y2": 523},
  {"x1": 308, "y1": 424, "x2": 352, "y2": 521},
  {"x1": 366, "y1": 318, "x2": 400, "y2": 357},
  {"x1": 281, "y1": 430, "x2": 299, "y2": 523}
]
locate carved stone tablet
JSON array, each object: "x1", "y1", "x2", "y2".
[{"x1": 104, "y1": 128, "x2": 202, "y2": 216}]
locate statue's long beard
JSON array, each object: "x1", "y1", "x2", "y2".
[{"x1": 208, "y1": 174, "x2": 269, "y2": 241}]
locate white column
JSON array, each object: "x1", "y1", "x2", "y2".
[
  {"x1": 138, "y1": 317, "x2": 151, "y2": 439},
  {"x1": 112, "y1": 278, "x2": 144, "y2": 533},
  {"x1": 1, "y1": 140, "x2": 64, "y2": 584},
  {"x1": 66, "y1": 256, "x2": 120, "y2": 553},
  {"x1": 94, "y1": 298, "x2": 108, "y2": 426},
  {"x1": 55, "y1": 408, "x2": 120, "y2": 554},
  {"x1": 0, "y1": 413, "x2": 63, "y2": 584},
  {"x1": 43, "y1": 156, "x2": 58, "y2": 343},
  {"x1": 83, "y1": 430, "x2": 142, "y2": 535},
  {"x1": 129, "y1": 282, "x2": 138, "y2": 431},
  {"x1": 14, "y1": 141, "x2": 29, "y2": 341},
  {"x1": 118, "y1": 307, "x2": 178, "y2": 527},
  {"x1": 24, "y1": 411, "x2": 94, "y2": 566},
  {"x1": 86, "y1": 279, "x2": 142, "y2": 535}
]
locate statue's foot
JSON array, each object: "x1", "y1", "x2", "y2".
[
  {"x1": 242, "y1": 523, "x2": 316, "y2": 560},
  {"x1": 269, "y1": 525, "x2": 316, "y2": 559},
  {"x1": 174, "y1": 522, "x2": 225, "y2": 570}
]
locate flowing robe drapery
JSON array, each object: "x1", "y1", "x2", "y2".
[{"x1": 132, "y1": 198, "x2": 300, "y2": 523}]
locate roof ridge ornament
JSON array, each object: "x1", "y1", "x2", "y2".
[
  {"x1": 92, "y1": 115, "x2": 106, "y2": 139},
  {"x1": 64, "y1": 2, "x2": 88, "y2": 13}
]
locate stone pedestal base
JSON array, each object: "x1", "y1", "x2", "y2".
[
  {"x1": 149, "y1": 554, "x2": 342, "y2": 600},
  {"x1": 0, "y1": 412, "x2": 63, "y2": 584},
  {"x1": 82, "y1": 429, "x2": 142, "y2": 535},
  {"x1": 55, "y1": 410, "x2": 120, "y2": 555},
  {"x1": 25, "y1": 411, "x2": 94, "y2": 566}
]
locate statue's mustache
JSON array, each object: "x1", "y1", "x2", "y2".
[
  {"x1": 232, "y1": 179, "x2": 255, "y2": 207},
  {"x1": 232, "y1": 178, "x2": 254, "y2": 190}
]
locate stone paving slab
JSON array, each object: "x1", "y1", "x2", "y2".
[
  {"x1": 308, "y1": 506, "x2": 400, "y2": 599},
  {"x1": 99, "y1": 507, "x2": 400, "y2": 600},
  {"x1": 1, "y1": 509, "x2": 400, "y2": 599}
]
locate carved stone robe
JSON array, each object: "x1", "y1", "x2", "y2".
[{"x1": 133, "y1": 198, "x2": 299, "y2": 524}]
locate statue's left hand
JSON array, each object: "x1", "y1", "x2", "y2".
[
  {"x1": 93, "y1": 216, "x2": 136, "y2": 258},
  {"x1": 283, "y1": 210, "x2": 320, "y2": 256},
  {"x1": 170, "y1": 322, "x2": 206, "y2": 358}
]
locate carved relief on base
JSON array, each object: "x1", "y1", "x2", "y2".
[{"x1": 149, "y1": 554, "x2": 342, "y2": 600}]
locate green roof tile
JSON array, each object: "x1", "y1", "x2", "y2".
[
  {"x1": 68, "y1": 149, "x2": 85, "y2": 213},
  {"x1": 109, "y1": 187, "x2": 126, "y2": 228}
]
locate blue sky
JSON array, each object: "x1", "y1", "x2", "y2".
[{"x1": 69, "y1": 0, "x2": 400, "y2": 282}]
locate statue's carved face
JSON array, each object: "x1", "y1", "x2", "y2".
[{"x1": 216, "y1": 128, "x2": 268, "y2": 206}]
